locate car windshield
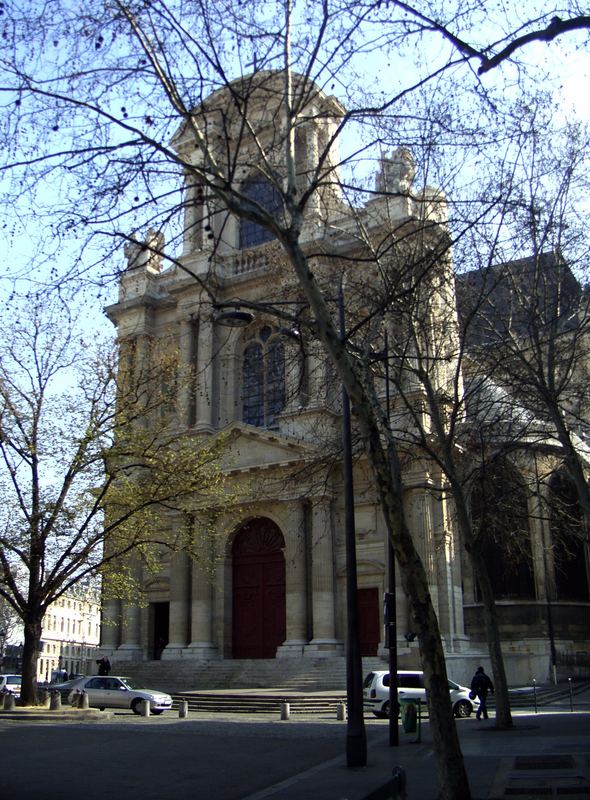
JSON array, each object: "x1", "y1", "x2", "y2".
[
  {"x1": 119, "y1": 678, "x2": 140, "y2": 690},
  {"x1": 447, "y1": 680, "x2": 460, "y2": 690},
  {"x1": 363, "y1": 672, "x2": 376, "y2": 689}
]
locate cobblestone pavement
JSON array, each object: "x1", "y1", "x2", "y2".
[{"x1": 2, "y1": 692, "x2": 589, "y2": 799}]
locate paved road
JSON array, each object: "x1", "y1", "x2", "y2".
[
  {"x1": 0, "y1": 712, "x2": 386, "y2": 800},
  {"x1": 3, "y1": 692, "x2": 590, "y2": 800}
]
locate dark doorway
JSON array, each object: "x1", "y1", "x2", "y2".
[
  {"x1": 232, "y1": 518, "x2": 286, "y2": 659},
  {"x1": 150, "y1": 602, "x2": 169, "y2": 660},
  {"x1": 357, "y1": 587, "x2": 380, "y2": 656}
]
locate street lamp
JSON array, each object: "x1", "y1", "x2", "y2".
[
  {"x1": 216, "y1": 293, "x2": 368, "y2": 767},
  {"x1": 0, "y1": 628, "x2": 6, "y2": 669}
]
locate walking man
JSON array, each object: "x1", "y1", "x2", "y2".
[{"x1": 471, "y1": 666, "x2": 494, "y2": 720}]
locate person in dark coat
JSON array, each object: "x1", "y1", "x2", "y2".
[
  {"x1": 471, "y1": 665, "x2": 494, "y2": 720},
  {"x1": 97, "y1": 656, "x2": 111, "y2": 676}
]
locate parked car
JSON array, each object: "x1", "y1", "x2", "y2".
[
  {"x1": 67, "y1": 675, "x2": 173, "y2": 715},
  {"x1": 0, "y1": 674, "x2": 22, "y2": 698},
  {"x1": 46, "y1": 676, "x2": 86, "y2": 702},
  {"x1": 363, "y1": 669, "x2": 479, "y2": 718}
]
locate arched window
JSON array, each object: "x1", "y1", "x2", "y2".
[
  {"x1": 548, "y1": 470, "x2": 589, "y2": 601},
  {"x1": 242, "y1": 326, "x2": 285, "y2": 429},
  {"x1": 239, "y1": 178, "x2": 283, "y2": 249},
  {"x1": 470, "y1": 459, "x2": 535, "y2": 599}
]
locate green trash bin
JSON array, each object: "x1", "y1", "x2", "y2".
[{"x1": 400, "y1": 698, "x2": 418, "y2": 733}]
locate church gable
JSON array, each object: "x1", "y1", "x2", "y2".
[{"x1": 220, "y1": 422, "x2": 315, "y2": 472}]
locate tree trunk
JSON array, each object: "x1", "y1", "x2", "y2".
[
  {"x1": 20, "y1": 618, "x2": 42, "y2": 706},
  {"x1": 366, "y1": 428, "x2": 472, "y2": 800},
  {"x1": 451, "y1": 489, "x2": 513, "y2": 729},
  {"x1": 469, "y1": 546, "x2": 513, "y2": 729},
  {"x1": 283, "y1": 235, "x2": 472, "y2": 799}
]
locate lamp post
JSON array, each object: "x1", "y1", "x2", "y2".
[
  {"x1": 382, "y1": 331, "x2": 399, "y2": 747},
  {"x1": 337, "y1": 283, "x2": 367, "y2": 768},
  {"x1": 216, "y1": 294, "x2": 367, "y2": 767}
]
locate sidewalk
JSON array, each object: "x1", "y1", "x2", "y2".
[
  {"x1": 1, "y1": 685, "x2": 589, "y2": 800},
  {"x1": 244, "y1": 694, "x2": 590, "y2": 800}
]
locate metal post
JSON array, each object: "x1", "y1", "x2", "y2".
[
  {"x1": 339, "y1": 282, "x2": 367, "y2": 769},
  {"x1": 568, "y1": 677, "x2": 573, "y2": 712},
  {"x1": 384, "y1": 332, "x2": 399, "y2": 747},
  {"x1": 532, "y1": 678, "x2": 538, "y2": 714}
]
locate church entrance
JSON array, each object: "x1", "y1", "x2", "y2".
[
  {"x1": 232, "y1": 518, "x2": 286, "y2": 659},
  {"x1": 357, "y1": 587, "x2": 380, "y2": 656},
  {"x1": 149, "y1": 602, "x2": 169, "y2": 660}
]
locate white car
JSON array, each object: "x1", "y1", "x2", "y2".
[
  {"x1": 67, "y1": 675, "x2": 173, "y2": 715},
  {"x1": 363, "y1": 669, "x2": 479, "y2": 718},
  {"x1": 0, "y1": 674, "x2": 22, "y2": 698}
]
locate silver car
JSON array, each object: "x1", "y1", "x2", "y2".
[{"x1": 68, "y1": 675, "x2": 173, "y2": 715}]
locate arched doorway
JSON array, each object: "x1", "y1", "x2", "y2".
[
  {"x1": 470, "y1": 458, "x2": 535, "y2": 599},
  {"x1": 232, "y1": 518, "x2": 286, "y2": 659},
  {"x1": 549, "y1": 470, "x2": 589, "y2": 601}
]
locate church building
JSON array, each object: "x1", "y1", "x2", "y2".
[{"x1": 101, "y1": 72, "x2": 590, "y2": 686}]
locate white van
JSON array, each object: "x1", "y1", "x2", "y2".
[
  {"x1": 363, "y1": 669, "x2": 478, "y2": 718},
  {"x1": 0, "y1": 674, "x2": 22, "y2": 698}
]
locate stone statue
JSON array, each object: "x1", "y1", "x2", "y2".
[
  {"x1": 123, "y1": 228, "x2": 165, "y2": 272},
  {"x1": 376, "y1": 147, "x2": 416, "y2": 195}
]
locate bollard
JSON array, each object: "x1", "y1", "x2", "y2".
[
  {"x1": 50, "y1": 690, "x2": 62, "y2": 711},
  {"x1": 280, "y1": 702, "x2": 290, "y2": 720},
  {"x1": 3, "y1": 692, "x2": 16, "y2": 711},
  {"x1": 179, "y1": 700, "x2": 188, "y2": 719},
  {"x1": 391, "y1": 766, "x2": 407, "y2": 800},
  {"x1": 141, "y1": 699, "x2": 151, "y2": 717},
  {"x1": 40, "y1": 691, "x2": 51, "y2": 709},
  {"x1": 568, "y1": 677, "x2": 573, "y2": 712},
  {"x1": 78, "y1": 691, "x2": 89, "y2": 710},
  {"x1": 336, "y1": 702, "x2": 346, "y2": 721},
  {"x1": 532, "y1": 678, "x2": 538, "y2": 714}
]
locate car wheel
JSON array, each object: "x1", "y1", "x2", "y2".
[
  {"x1": 131, "y1": 698, "x2": 144, "y2": 715},
  {"x1": 373, "y1": 711, "x2": 387, "y2": 719},
  {"x1": 454, "y1": 700, "x2": 472, "y2": 718},
  {"x1": 382, "y1": 701, "x2": 391, "y2": 718}
]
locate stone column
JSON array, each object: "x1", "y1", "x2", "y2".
[
  {"x1": 177, "y1": 317, "x2": 193, "y2": 427},
  {"x1": 196, "y1": 313, "x2": 214, "y2": 429},
  {"x1": 162, "y1": 550, "x2": 191, "y2": 658},
  {"x1": 118, "y1": 602, "x2": 143, "y2": 660},
  {"x1": 218, "y1": 331, "x2": 240, "y2": 426},
  {"x1": 184, "y1": 555, "x2": 218, "y2": 660},
  {"x1": 99, "y1": 597, "x2": 121, "y2": 651},
  {"x1": 277, "y1": 502, "x2": 308, "y2": 657},
  {"x1": 305, "y1": 496, "x2": 342, "y2": 655},
  {"x1": 182, "y1": 174, "x2": 205, "y2": 256},
  {"x1": 117, "y1": 558, "x2": 143, "y2": 660}
]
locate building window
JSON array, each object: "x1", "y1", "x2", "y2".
[
  {"x1": 239, "y1": 178, "x2": 282, "y2": 249},
  {"x1": 470, "y1": 459, "x2": 535, "y2": 600},
  {"x1": 242, "y1": 327, "x2": 285, "y2": 429},
  {"x1": 549, "y1": 470, "x2": 589, "y2": 601}
]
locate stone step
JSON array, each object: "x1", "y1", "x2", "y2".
[
  {"x1": 171, "y1": 691, "x2": 346, "y2": 714},
  {"x1": 111, "y1": 656, "x2": 388, "y2": 694}
]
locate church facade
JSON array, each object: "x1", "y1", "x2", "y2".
[{"x1": 101, "y1": 72, "x2": 590, "y2": 685}]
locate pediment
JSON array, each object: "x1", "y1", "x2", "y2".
[{"x1": 220, "y1": 422, "x2": 316, "y2": 473}]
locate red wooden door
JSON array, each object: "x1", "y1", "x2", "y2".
[
  {"x1": 357, "y1": 587, "x2": 380, "y2": 656},
  {"x1": 232, "y1": 519, "x2": 286, "y2": 659}
]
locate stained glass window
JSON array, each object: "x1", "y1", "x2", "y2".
[
  {"x1": 239, "y1": 178, "x2": 283, "y2": 249},
  {"x1": 242, "y1": 331, "x2": 285, "y2": 428}
]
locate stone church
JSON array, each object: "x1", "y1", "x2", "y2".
[{"x1": 101, "y1": 72, "x2": 590, "y2": 686}]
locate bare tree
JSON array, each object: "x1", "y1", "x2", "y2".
[
  {"x1": 1, "y1": 1, "x2": 587, "y2": 794},
  {"x1": 0, "y1": 298, "x2": 231, "y2": 705}
]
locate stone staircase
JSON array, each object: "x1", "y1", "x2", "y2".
[
  {"x1": 170, "y1": 691, "x2": 347, "y2": 715},
  {"x1": 110, "y1": 655, "x2": 389, "y2": 695}
]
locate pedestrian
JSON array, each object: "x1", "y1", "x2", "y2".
[
  {"x1": 97, "y1": 656, "x2": 111, "y2": 676},
  {"x1": 471, "y1": 665, "x2": 494, "y2": 720}
]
